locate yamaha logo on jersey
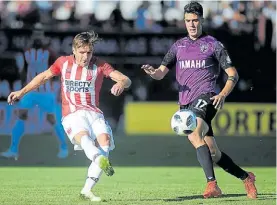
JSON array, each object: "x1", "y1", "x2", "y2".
[{"x1": 178, "y1": 60, "x2": 206, "y2": 69}]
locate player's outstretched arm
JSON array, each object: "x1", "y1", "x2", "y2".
[
  {"x1": 141, "y1": 64, "x2": 169, "y2": 80},
  {"x1": 109, "y1": 70, "x2": 132, "y2": 96},
  {"x1": 7, "y1": 69, "x2": 55, "y2": 105},
  {"x1": 142, "y1": 41, "x2": 175, "y2": 80}
]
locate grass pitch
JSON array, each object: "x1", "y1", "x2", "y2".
[{"x1": 0, "y1": 167, "x2": 275, "y2": 205}]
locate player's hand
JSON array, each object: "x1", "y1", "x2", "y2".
[
  {"x1": 7, "y1": 90, "x2": 24, "y2": 105},
  {"x1": 210, "y1": 94, "x2": 226, "y2": 110},
  {"x1": 141, "y1": 64, "x2": 156, "y2": 75},
  {"x1": 111, "y1": 82, "x2": 125, "y2": 96}
]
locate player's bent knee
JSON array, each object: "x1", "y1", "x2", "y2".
[
  {"x1": 187, "y1": 132, "x2": 205, "y2": 147},
  {"x1": 73, "y1": 131, "x2": 90, "y2": 145},
  {"x1": 204, "y1": 137, "x2": 221, "y2": 162},
  {"x1": 209, "y1": 148, "x2": 216, "y2": 159},
  {"x1": 96, "y1": 133, "x2": 110, "y2": 147},
  {"x1": 207, "y1": 143, "x2": 221, "y2": 162},
  {"x1": 210, "y1": 149, "x2": 222, "y2": 163}
]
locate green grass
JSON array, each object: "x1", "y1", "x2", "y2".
[{"x1": 0, "y1": 167, "x2": 275, "y2": 205}]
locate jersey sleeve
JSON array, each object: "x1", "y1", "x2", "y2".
[
  {"x1": 161, "y1": 42, "x2": 177, "y2": 69},
  {"x1": 214, "y1": 41, "x2": 233, "y2": 69},
  {"x1": 96, "y1": 57, "x2": 115, "y2": 78},
  {"x1": 49, "y1": 56, "x2": 65, "y2": 76}
]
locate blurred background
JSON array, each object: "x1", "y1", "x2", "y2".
[{"x1": 0, "y1": 0, "x2": 275, "y2": 167}]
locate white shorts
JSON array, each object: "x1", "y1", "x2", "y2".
[{"x1": 61, "y1": 110, "x2": 115, "y2": 151}]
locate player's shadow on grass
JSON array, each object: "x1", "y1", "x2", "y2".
[
  {"x1": 164, "y1": 194, "x2": 244, "y2": 201},
  {"x1": 164, "y1": 193, "x2": 276, "y2": 202},
  {"x1": 255, "y1": 193, "x2": 276, "y2": 201},
  {"x1": 113, "y1": 193, "x2": 276, "y2": 203}
]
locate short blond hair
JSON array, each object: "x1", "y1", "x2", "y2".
[{"x1": 72, "y1": 31, "x2": 101, "y2": 50}]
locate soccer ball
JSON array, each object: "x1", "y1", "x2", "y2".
[{"x1": 171, "y1": 109, "x2": 197, "y2": 136}]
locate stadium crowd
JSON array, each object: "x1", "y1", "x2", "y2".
[
  {"x1": 0, "y1": 1, "x2": 275, "y2": 129},
  {"x1": 0, "y1": 1, "x2": 275, "y2": 45}
]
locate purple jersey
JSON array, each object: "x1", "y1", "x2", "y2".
[{"x1": 161, "y1": 33, "x2": 233, "y2": 105}]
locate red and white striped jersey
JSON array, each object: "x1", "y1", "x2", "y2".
[{"x1": 50, "y1": 55, "x2": 114, "y2": 118}]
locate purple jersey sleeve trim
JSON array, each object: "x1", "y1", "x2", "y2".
[
  {"x1": 214, "y1": 41, "x2": 233, "y2": 69},
  {"x1": 161, "y1": 43, "x2": 177, "y2": 69}
]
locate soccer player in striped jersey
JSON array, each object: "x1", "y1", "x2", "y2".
[{"x1": 7, "y1": 31, "x2": 131, "y2": 202}]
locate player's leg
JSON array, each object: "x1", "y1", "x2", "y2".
[
  {"x1": 80, "y1": 114, "x2": 115, "y2": 201},
  {"x1": 80, "y1": 160, "x2": 102, "y2": 202},
  {"x1": 79, "y1": 132, "x2": 114, "y2": 201},
  {"x1": 72, "y1": 131, "x2": 104, "y2": 202},
  {"x1": 74, "y1": 111, "x2": 115, "y2": 173},
  {"x1": 204, "y1": 133, "x2": 257, "y2": 199},
  {"x1": 1, "y1": 92, "x2": 35, "y2": 159},
  {"x1": 204, "y1": 133, "x2": 248, "y2": 179},
  {"x1": 39, "y1": 93, "x2": 68, "y2": 158},
  {"x1": 92, "y1": 117, "x2": 115, "y2": 176},
  {"x1": 185, "y1": 93, "x2": 222, "y2": 198},
  {"x1": 61, "y1": 111, "x2": 114, "y2": 202},
  {"x1": 74, "y1": 131, "x2": 114, "y2": 176},
  {"x1": 187, "y1": 117, "x2": 222, "y2": 198}
]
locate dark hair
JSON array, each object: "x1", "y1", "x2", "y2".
[{"x1": 184, "y1": 1, "x2": 203, "y2": 17}]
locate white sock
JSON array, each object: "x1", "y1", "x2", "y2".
[
  {"x1": 80, "y1": 135, "x2": 100, "y2": 161},
  {"x1": 100, "y1": 145, "x2": 110, "y2": 156},
  {"x1": 81, "y1": 161, "x2": 103, "y2": 193},
  {"x1": 95, "y1": 145, "x2": 110, "y2": 165}
]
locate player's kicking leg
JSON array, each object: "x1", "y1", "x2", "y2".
[
  {"x1": 205, "y1": 136, "x2": 257, "y2": 199},
  {"x1": 187, "y1": 117, "x2": 222, "y2": 199},
  {"x1": 76, "y1": 133, "x2": 114, "y2": 202},
  {"x1": 62, "y1": 112, "x2": 114, "y2": 202}
]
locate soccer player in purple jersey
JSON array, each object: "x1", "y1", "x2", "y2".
[{"x1": 142, "y1": 1, "x2": 257, "y2": 199}]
